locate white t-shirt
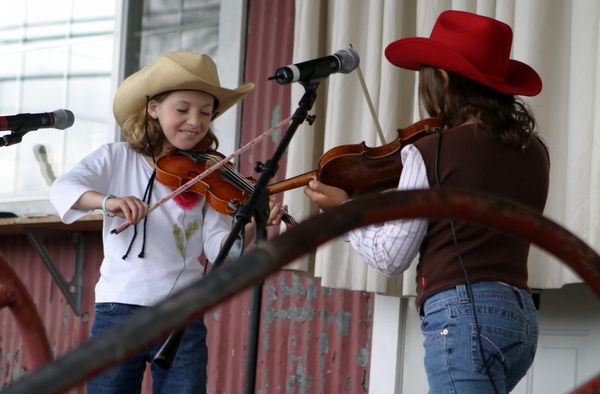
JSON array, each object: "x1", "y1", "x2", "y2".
[{"x1": 50, "y1": 142, "x2": 233, "y2": 306}]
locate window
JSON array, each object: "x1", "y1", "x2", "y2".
[
  {"x1": 0, "y1": 0, "x2": 116, "y2": 214},
  {"x1": 0, "y1": 0, "x2": 246, "y2": 216}
]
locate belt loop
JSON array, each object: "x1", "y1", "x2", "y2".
[
  {"x1": 513, "y1": 287, "x2": 525, "y2": 309},
  {"x1": 456, "y1": 284, "x2": 469, "y2": 303}
]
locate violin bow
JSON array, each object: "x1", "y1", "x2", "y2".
[
  {"x1": 349, "y1": 44, "x2": 387, "y2": 145},
  {"x1": 110, "y1": 115, "x2": 293, "y2": 235}
]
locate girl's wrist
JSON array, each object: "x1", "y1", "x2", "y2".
[{"x1": 101, "y1": 194, "x2": 115, "y2": 216}]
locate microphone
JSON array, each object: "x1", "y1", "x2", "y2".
[
  {"x1": 0, "y1": 109, "x2": 75, "y2": 132},
  {"x1": 269, "y1": 47, "x2": 360, "y2": 84},
  {"x1": 0, "y1": 109, "x2": 74, "y2": 147}
]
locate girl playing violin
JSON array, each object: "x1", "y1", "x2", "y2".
[
  {"x1": 305, "y1": 10, "x2": 549, "y2": 394},
  {"x1": 49, "y1": 51, "x2": 283, "y2": 393}
]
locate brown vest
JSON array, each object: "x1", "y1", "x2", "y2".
[{"x1": 413, "y1": 125, "x2": 550, "y2": 307}]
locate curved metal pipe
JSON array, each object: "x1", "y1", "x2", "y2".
[
  {"x1": 2, "y1": 189, "x2": 599, "y2": 394},
  {"x1": 0, "y1": 254, "x2": 52, "y2": 370}
]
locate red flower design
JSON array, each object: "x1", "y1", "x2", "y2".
[{"x1": 173, "y1": 191, "x2": 201, "y2": 210}]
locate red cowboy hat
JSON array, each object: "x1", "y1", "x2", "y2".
[{"x1": 385, "y1": 10, "x2": 542, "y2": 96}]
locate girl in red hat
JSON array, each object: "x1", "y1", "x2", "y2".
[{"x1": 305, "y1": 10, "x2": 549, "y2": 394}]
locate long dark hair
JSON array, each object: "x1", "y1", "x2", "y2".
[{"x1": 419, "y1": 66, "x2": 537, "y2": 149}]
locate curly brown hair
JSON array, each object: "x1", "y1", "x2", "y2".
[
  {"x1": 418, "y1": 66, "x2": 537, "y2": 150},
  {"x1": 121, "y1": 92, "x2": 219, "y2": 157}
]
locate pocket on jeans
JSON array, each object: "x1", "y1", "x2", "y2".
[
  {"x1": 421, "y1": 306, "x2": 449, "y2": 334},
  {"x1": 94, "y1": 302, "x2": 118, "y2": 315},
  {"x1": 471, "y1": 322, "x2": 526, "y2": 374}
]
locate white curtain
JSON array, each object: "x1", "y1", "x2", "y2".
[{"x1": 283, "y1": 0, "x2": 600, "y2": 296}]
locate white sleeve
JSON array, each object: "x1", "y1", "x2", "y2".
[
  {"x1": 201, "y1": 206, "x2": 234, "y2": 263},
  {"x1": 347, "y1": 144, "x2": 429, "y2": 275},
  {"x1": 49, "y1": 144, "x2": 113, "y2": 224}
]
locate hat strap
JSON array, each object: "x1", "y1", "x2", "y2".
[{"x1": 144, "y1": 96, "x2": 157, "y2": 164}]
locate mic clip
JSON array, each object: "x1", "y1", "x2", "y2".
[
  {"x1": 1, "y1": 130, "x2": 28, "y2": 147},
  {"x1": 1, "y1": 123, "x2": 51, "y2": 147}
]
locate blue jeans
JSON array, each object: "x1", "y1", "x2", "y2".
[
  {"x1": 421, "y1": 282, "x2": 538, "y2": 394},
  {"x1": 86, "y1": 303, "x2": 208, "y2": 394}
]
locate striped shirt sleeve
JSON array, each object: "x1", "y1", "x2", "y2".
[{"x1": 347, "y1": 144, "x2": 429, "y2": 276}]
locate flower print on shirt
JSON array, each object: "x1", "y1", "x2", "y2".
[
  {"x1": 172, "y1": 219, "x2": 200, "y2": 259},
  {"x1": 173, "y1": 191, "x2": 201, "y2": 210},
  {"x1": 172, "y1": 191, "x2": 202, "y2": 259}
]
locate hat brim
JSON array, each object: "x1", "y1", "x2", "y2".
[
  {"x1": 385, "y1": 37, "x2": 542, "y2": 96},
  {"x1": 113, "y1": 55, "x2": 255, "y2": 126}
]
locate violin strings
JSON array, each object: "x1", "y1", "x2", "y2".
[
  {"x1": 196, "y1": 152, "x2": 255, "y2": 192},
  {"x1": 198, "y1": 152, "x2": 297, "y2": 225}
]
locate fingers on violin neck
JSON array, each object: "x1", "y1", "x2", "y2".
[{"x1": 205, "y1": 156, "x2": 220, "y2": 168}]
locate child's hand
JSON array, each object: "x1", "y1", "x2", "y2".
[
  {"x1": 304, "y1": 179, "x2": 349, "y2": 210},
  {"x1": 266, "y1": 197, "x2": 285, "y2": 227},
  {"x1": 105, "y1": 196, "x2": 149, "y2": 224},
  {"x1": 242, "y1": 197, "x2": 285, "y2": 248}
]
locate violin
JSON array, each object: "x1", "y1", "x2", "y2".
[
  {"x1": 155, "y1": 148, "x2": 297, "y2": 227},
  {"x1": 267, "y1": 117, "x2": 441, "y2": 196},
  {"x1": 154, "y1": 118, "x2": 439, "y2": 228}
]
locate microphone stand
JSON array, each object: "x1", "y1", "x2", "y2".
[
  {"x1": 153, "y1": 80, "x2": 321, "y2": 393},
  {"x1": 0, "y1": 127, "x2": 35, "y2": 147}
]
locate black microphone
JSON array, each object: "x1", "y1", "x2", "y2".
[
  {"x1": 0, "y1": 109, "x2": 75, "y2": 147},
  {"x1": 0, "y1": 109, "x2": 75, "y2": 132},
  {"x1": 269, "y1": 47, "x2": 360, "y2": 84}
]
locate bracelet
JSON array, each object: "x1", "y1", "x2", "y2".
[{"x1": 101, "y1": 194, "x2": 115, "y2": 217}]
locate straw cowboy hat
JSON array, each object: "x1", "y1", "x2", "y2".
[
  {"x1": 113, "y1": 51, "x2": 255, "y2": 126},
  {"x1": 385, "y1": 10, "x2": 542, "y2": 96}
]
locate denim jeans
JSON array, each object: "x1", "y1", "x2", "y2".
[
  {"x1": 86, "y1": 303, "x2": 208, "y2": 394},
  {"x1": 421, "y1": 282, "x2": 538, "y2": 394}
]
